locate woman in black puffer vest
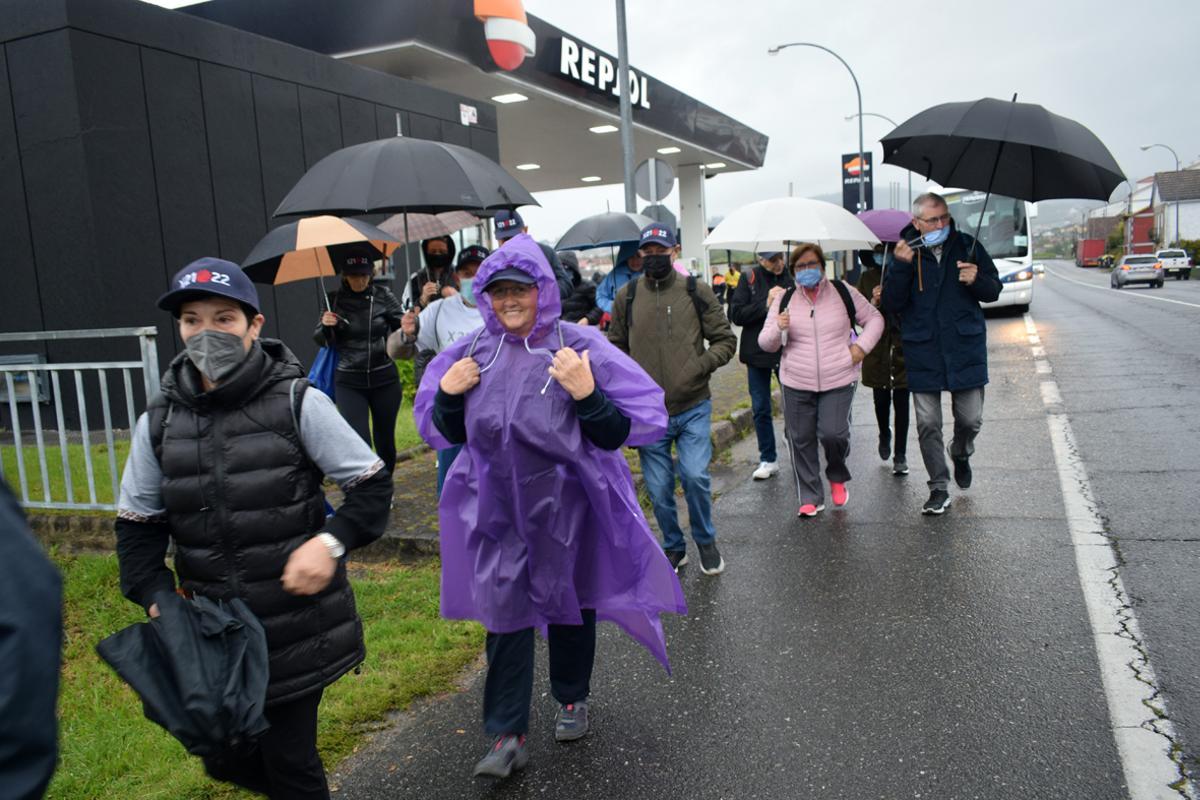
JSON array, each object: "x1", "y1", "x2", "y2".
[
  {"x1": 117, "y1": 258, "x2": 392, "y2": 799},
  {"x1": 315, "y1": 248, "x2": 404, "y2": 472}
]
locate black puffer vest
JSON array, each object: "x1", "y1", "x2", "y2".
[{"x1": 148, "y1": 339, "x2": 364, "y2": 704}]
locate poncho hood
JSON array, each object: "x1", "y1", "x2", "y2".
[{"x1": 476, "y1": 233, "x2": 561, "y2": 340}]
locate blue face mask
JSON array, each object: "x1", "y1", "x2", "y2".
[
  {"x1": 922, "y1": 225, "x2": 950, "y2": 247},
  {"x1": 796, "y1": 269, "x2": 823, "y2": 288},
  {"x1": 459, "y1": 277, "x2": 475, "y2": 305}
]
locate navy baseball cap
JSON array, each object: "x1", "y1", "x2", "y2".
[
  {"x1": 494, "y1": 210, "x2": 525, "y2": 240},
  {"x1": 457, "y1": 244, "x2": 491, "y2": 268},
  {"x1": 480, "y1": 267, "x2": 537, "y2": 290},
  {"x1": 157, "y1": 257, "x2": 261, "y2": 316},
  {"x1": 639, "y1": 223, "x2": 676, "y2": 249},
  {"x1": 758, "y1": 251, "x2": 783, "y2": 260}
]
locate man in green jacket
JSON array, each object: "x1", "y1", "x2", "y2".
[{"x1": 608, "y1": 225, "x2": 737, "y2": 575}]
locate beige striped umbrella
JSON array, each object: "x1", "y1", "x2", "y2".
[{"x1": 378, "y1": 210, "x2": 482, "y2": 244}]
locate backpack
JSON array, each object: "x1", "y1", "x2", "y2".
[
  {"x1": 779, "y1": 280, "x2": 859, "y2": 332},
  {"x1": 624, "y1": 275, "x2": 708, "y2": 335}
]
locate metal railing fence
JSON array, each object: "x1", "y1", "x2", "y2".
[{"x1": 0, "y1": 327, "x2": 159, "y2": 511}]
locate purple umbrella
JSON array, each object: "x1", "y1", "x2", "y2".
[{"x1": 856, "y1": 209, "x2": 911, "y2": 244}]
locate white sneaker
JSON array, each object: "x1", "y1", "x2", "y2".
[{"x1": 752, "y1": 461, "x2": 779, "y2": 480}]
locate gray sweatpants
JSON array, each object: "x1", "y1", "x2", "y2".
[
  {"x1": 912, "y1": 387, "x2": 985, "y2": 491},
  {"x1": 781, "y1": 383, "x2": 856, "y2": 506}
]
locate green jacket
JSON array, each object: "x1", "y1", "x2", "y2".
[
  {"x1": 856, "y1": 267, "x2": 907, "y2": 390},
  {"x1": 607, "y1": 271, "x2": 737, "y2": 416}
]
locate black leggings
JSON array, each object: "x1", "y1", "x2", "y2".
[
  {"x1": 872, "y1": 387, "x2": 910, "y2": 458},
  {"x1": 336, "y1": 379, "x2": 403, "y2": 473},
  {"x1": 202, "y1": 689, "x2": 328, "y2": 799}
]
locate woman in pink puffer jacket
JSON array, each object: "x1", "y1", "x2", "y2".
[{"x1": 758, "y1": 244, "x2": 884, "y2": 517}]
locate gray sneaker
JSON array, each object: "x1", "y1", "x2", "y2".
[
  {"x1": 555, "y1": 701, "x2": 590, "y2": 742},
  {"x1": 473, "y1": 734, "x2": 528, "y2": 778}
]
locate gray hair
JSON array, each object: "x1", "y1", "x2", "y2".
[{"x1": 912, "y1": 192, "x2": 948, "y2": 216}]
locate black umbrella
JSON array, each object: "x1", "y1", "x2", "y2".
[
  {"x1": 881, "y1": 96, "x2": 1125, "y2": 203},
  {"x1": 96, "y1": 591, "x2": 270, "y2": 757},
  {"x1": 273, "y1": 137, "x2": 538, "y2": 217},
  {"x1": 555, "y1": 211, "x2": 655, "y2": 251}
]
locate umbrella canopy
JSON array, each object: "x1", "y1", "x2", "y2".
[
  {"x1": 555, "y1": 211, "x2": 655, "y2": 251},
  {"x1": 378, "y1": 210, "x2": 481, "y2": 244},
  {"x1": 273, "y1": 137, "x2": 538, "y2": 217},
  {"x1": 880, "y1": 97, "x2": 1125, "y2": 202},
  {"x1": 856, "y1": 209, "x2": 911, "y2": 244},
  {"x1": 241, "y1": 215, "x2": 400, "y2": 285},
  {"x1": 704, "y1": 197, "x2": 880, "y2": 252}
]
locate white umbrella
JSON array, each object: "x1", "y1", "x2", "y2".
[{"x1": 703, "y1": 197, "x2": 880, "y2": 252}]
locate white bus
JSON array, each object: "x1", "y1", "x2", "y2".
[{"x1": 943, "y1": 189, "x2": 1037, "y2": 313}]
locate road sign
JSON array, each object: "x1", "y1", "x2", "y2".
[
  {"x1": 640, "y1": 204, "x2": 676, "y2": 232},
  {"x1": 635, "y1": 158, "x2": 675, "y2": 203}
]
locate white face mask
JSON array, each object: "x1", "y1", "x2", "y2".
[{"x1": 185, "y1": 329, "x2": 249, "y2": 383}]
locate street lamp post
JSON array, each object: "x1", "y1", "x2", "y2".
[
  {"x1": 846, "y1": 111, "x2": 911, "y2": 209},
  {"x1": 1141, "y1": 143, "x2": 1181, "y2": 246},
  {"x1": 769, "y1": 42, "x2": 865, "y2": 213},
  {"x1": 615, "y1": 0, "x2": 636, "y2": 213}
]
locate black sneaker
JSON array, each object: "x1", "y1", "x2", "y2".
[
  {"x1": 950, "y1": 451, "x2": 972, "y2": 489},
  {"x1": 473, "y1": 734, "x2": 528, "y2": 778},
  {"x1": 892, "y1": 458, "x2": 909, "y2": 476},
  {"x1": 698, "y1": 542, "x2": 725, "y2": 575},
  {"x1": 554, "y1": 701, "x2": 589, "y2": 742},
  {"x1": 665, "y1": 549, "x2": 688, "y2": 573},
  {"x1": 878, "y1": 433, "x2": 891, "y2": 461},
  {"x1": 922, "y1": 490, "x2": 951, "y2": 515}
]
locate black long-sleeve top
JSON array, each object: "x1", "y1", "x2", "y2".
[{"x1": 433, "y1": 386, "x2": 631, "y2": 451}]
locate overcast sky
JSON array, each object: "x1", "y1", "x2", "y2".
[{"x1": 147, "y1": 0, "x2": 1199, "y2": 241}]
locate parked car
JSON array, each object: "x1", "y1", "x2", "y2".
[
  {"x1": 1110, "y1": 254, "x2": 1164, "y2": 289},
  {"x1": 1155, "y1": 248, "x2": 1191, "y2": 280},
  {"x1": 982, "y1": 263, "x2": 1034, "y2": 312}
]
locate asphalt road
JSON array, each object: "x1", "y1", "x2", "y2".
[{"x1": 328, "y1": 270, "x2": 1197, "y2": 798}]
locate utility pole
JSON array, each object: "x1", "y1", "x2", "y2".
[{"x1": 616, "y1": 0, "x2": 636, "y2": 213}]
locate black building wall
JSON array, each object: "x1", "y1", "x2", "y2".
[{"x1": 0, "y1": 0, "x2": 498, "y2": 428}]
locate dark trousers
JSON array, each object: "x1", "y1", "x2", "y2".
[
  {"x1": 483, "y1": 610, "x2": 597, "y2": 736},
  {"x1": 872, "y1": 387, "x2": 910, "y2": 459},
  {"x1": 202, "y1": 689, "x2": 328, "y2": 800},
  {"x1": 335, "y1": 379, "x2": 402, "y2": 473},
  {"x1": 746, "y1": 364, "x2": 779, "y2": 463}
]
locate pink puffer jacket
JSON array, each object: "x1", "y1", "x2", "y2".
[{"x1": 758, "y1": 280, "x2": 884, "y2": 392}]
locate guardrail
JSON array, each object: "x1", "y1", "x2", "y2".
[{"x1": 0, "y1": 327, "x2": 159, "y2": 511}]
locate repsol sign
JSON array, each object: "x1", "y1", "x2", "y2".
[{"x1": 556, "y1": 36, "x2": 651, "y2": 109}]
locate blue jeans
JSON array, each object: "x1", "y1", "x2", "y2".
[
  {"x1": 746, "y1": 364, "x2": 778, "y2": 463},
  {"x1": 436, "y1": 445, "x2": 463, "y2": 498},
  {"x1": 637, "y1": 399, "x2": 717, "y2": 552}
]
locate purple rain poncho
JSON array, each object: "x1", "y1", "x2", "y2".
[{"x1": 414, "y1": 234, "x2": 686, "y2": 669}]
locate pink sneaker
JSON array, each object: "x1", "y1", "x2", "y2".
[
  {"x1": 831, "y1": 483, "x2": 849, "y2": 507},
  {"x1": 797, "y1": 503, "x2": 825, "y2": 517}
]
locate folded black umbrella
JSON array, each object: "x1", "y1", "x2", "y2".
[
  {"x1": 555, "y1": 211, "x2": 656, "y2": 251},
  {"x1": 881, "y1": 96, "x2": 1125, "y2": 203},
  {"x1": 97, "y1": 591, "x2": 270, "y2": 757},
  {"x1": 273, "y1": 137, "x2": 538, "y2": 217}
]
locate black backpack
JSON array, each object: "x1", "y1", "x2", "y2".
[
  {"x1": 624, "y1": 275, "x2": 708, "y2": 334},
  {"x1": 779, "y1": 280, "x2": 859, "y2": 333}
]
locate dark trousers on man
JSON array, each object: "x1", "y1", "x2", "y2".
[
  {"x1": 483, "y1": 610, "x2": 596, "y2": 735},
  {"x1": 746, "y1": 365, "x2": 779, "y2": 464},
  {"x1": 202, "y1": 689, "x2": 329, "y2": 800},
  {"x1": 912, "y1": 387, "x2": 985, "y2": 490}
]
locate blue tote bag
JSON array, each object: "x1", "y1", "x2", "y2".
[{"x1": 308, "y1": 345, "x2": 338, "y2": 399}]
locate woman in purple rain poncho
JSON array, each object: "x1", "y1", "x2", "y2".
[{"x1": 414, "y1": 234, "x2": 686, "y2": 779}]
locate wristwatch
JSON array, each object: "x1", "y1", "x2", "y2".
[{"x1": 316, "y1": 532, "x2": 346, "y2": 560}]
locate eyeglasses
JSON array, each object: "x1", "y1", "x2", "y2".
[
  {"x1": 487, "y1": 284, "x2": 533, "y2": 299},
  {"x1": 793, "y1": 259, "x2": 823, "y2": 269},
  {"x1": 917, "y1": 212, "x2": 952, "y2": 226}
]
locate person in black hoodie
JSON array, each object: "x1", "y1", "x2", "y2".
[
  {"x1": 316, "y1": 247, "x2": 405, "y2": 473},
  {"x1": 407, "y1": 235, "x2": 458, "y2": 310},
  {"x1": 557, "y1": 251, "x2": 603, "y2": 325},
  {"x1": 727, "y1": 250, "x2": 792, "y2": 481},
  {"x1": 117, "y1": 257, "x2": 391, "y2": 799}
]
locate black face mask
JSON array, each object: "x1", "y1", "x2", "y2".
[
  {"x1": 425, "y1": 252, "x2": 451, "y2": 271},
  {"x1": 643, "y1": 254, "x2": 674, "y2": 280}
]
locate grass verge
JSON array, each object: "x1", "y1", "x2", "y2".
[{"x1": 49, "y1": 552, "x2": 482, "y2": 800}]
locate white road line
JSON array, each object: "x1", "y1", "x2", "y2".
[
  {"x1": 1034, "y1": 359, "x2": 1052, "y2": 374},
  {"x1": 1025, "y1": 312, "x2": 1195, "y2": 799},
  {"x1": 1047, "y1": 266, "x2": 1200, "y2": 310}
]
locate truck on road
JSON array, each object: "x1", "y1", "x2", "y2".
[
  {"x1": 1076, "y1": 238, "x2": 1105, "y2": 267},
  {"x1": 1155, "y1": 248, "x2": 1191, "y2": 280}
]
